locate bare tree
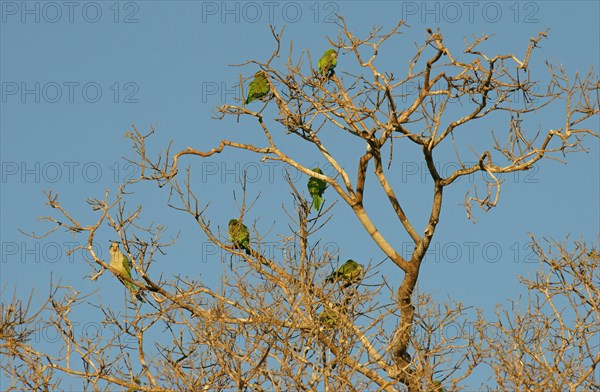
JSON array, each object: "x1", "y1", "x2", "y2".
[
  {"x1": 2, "y1": 19, "x2": 598, "y2": 391},
  {"x1": 477, "y1": 237, "x2": 599, "y2": 391}
]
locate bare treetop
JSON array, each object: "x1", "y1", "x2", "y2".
[{"x1": 5, "y1": 19, "x2": 598, "y2": 391}]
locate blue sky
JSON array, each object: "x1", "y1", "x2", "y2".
[{"x1": 1, "y1": 0, "x2": 599, "y2": 388}]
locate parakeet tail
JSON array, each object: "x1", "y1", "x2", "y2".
[
  {"x1": 119, "y1": 277, "x2": 136, "y2": 293},
  {"x1": 127, "y1": 281, "x2": 136, "y2": 292},
  {"x1": 312, "y1": 195, "x2": 322, "y2": 211},
  {"x1": 121, "y1": 279, "x2": 146, "y2": 303}
]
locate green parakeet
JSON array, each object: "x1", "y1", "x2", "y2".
[
  {"x1": 109, "y1": 242, "x2": 144, "y2": 301},
  {"x1": 307, "y1": 168, "x2": 327, "y2": 211},
  {"x1": 228, "y1": 219, "x2": 251, "y2": 255},
  {"x1": 318, "y1": 49, "x2": 337, "y2": 78},
  {"x1": 433, "y1": 380, "x2": 446, "y2": 392},
  {"x1": 326, "y1": 259, "x2": 364, "y2": 285},
  {"x1": 319, "y1": 307, "x2": 338, "y2": 327},
  {"x1": 245, "y1": 71, "x2": 270, "y2": 104}
]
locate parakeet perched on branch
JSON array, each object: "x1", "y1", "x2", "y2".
[
  {"x1": 318, "y1": 49, "x2": 337, "y2": 78},
  {"x1": 326, "y1": 259, "x2": 364, "y2": 285},
  {"x1": 307, "y1": 168, "x2": 327, "y2": 211},
  {"x1": 109, "y1": 242, "x2": 144, "y2": 302},
  {"x1": 228, "y1": 219, "x2": 251, "y2": 255},
  {"x1": 245, "y1": 71, "x2": 270, "y2": 104},
  {"x1": 319, "y1": 307, "x2": 338, "y2": 327}
]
